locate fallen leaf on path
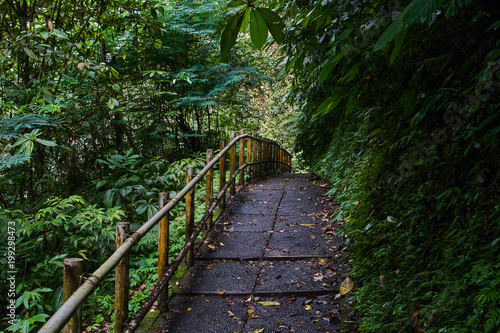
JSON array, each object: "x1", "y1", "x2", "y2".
[
  {"x1": 217, "y1": 290, "x2": 227, "y2": 297},
  {"x1": 313, "y1": 272, "x2": 324, "y2": 281},
  {"x1": 340, "y1": 277, "x2": 354, "y2": 295},
  {"x1": 304, "y1": 304, "x2": 312, "y2": 310},
  {"x1": 258, "y1": 301, "x2": 280, "y2": 306},
  {"x1": 253, "y1": 329, "x2": 264, "y2": 333},
  {"x1": 299, "y1": 223, "x2": 317, "y2": 227}
]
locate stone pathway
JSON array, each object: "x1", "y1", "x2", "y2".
[{"x1": 148, "y1": 173, "x2": 352, "y2": 333}]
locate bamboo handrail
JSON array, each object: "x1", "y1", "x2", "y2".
[{"x1": 38, "y1": 133, "x2": 292, "y2": 333}]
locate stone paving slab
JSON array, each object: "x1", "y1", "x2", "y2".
[
  {"x1": 255, "y1": 259, "x2": 337, "y2": 294},
  {"x1": 199, "y1": 231, "x2": 269, "y2": 259},
  {"x1": 179, "y1": 260, "x2": 260, "y2": 294},
  {"x1": 158, "y1": 295, "x2": 249, "y2": 333},
  {"x1": 228, "y1": 200, "x2": 279, "y2": 215},
  {"x1": 265, "y1": 231, "x2": 335, "y2": 258},
  {"x1": 221, "y1": 214, "x2": 275, "y2": 232},
  {"x1": 243, "y1": 295, "x2": 341, "y2": 333},
  {"x1": 238, "y1": 189, "x2": 283, "y2": 202},
  {"x1": 248, "y1": 181, "x2": 286, "y2": 191}
]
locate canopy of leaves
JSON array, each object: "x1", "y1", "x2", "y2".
[{"x1": 277, "y1": 0, "x2": 500, "y2": 331}]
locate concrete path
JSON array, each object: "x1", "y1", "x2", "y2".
[{"x1": 149, "y1": 173, "x2": 352, "y2": 333}]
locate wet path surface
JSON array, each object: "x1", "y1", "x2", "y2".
[{"x1": 150, "y1": 173, "x2": 351, "y2": 333}]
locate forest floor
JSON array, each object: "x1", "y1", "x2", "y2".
[{"x1": 140, "y1": 173, "x2": 356, "y2": 333}]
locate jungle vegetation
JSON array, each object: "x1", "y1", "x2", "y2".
[{"x1": 1, "y1": 0, "x2": 499, "y2": 332}]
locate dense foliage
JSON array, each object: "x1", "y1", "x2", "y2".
[
  {"x1": 278, "y1": 0, "x2": 500, "y2": 331},
  {"x1": 0, "y1": 0, "x2": 276, "y2": 331}
]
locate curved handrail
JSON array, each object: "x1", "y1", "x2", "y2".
[{"x1": 38, "y1": 133, "x2": 292, "y2": 333}]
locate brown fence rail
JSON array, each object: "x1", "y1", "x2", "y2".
[{"x1": 38, "y1": 132, "x2": 292, "y2": 333}]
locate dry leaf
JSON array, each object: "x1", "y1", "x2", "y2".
[
  {"x1": 340, "y1": 277, "x2": 354, "y2": 295},
  {"x1": 253, "y1": 329, "x2": 264, "y2": 333},
  {"x1": 313, "y1": 272, "x2": 324, "y2": 281},
  {"x1": 304, "y1": 304, "x2": 312, "y2": 310},
  {"x1": 299, "y1": 223, "x2": 316, "y2": 227},
  {"x1": 217, "y1": 290, "x2": 227, "y2": 297},
  {"x1": 258, "y1": 301, "x2": 280, "y2": 306}
]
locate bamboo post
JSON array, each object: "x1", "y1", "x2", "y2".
[
  {"x1": 205, "y1": 149, "x2": 214, "y2": 229},
  {"x1": 246, "y1": 135, "x2": 252, "y2": 181},
  {"x1": 239, "y1": 130, "x2": 245, "y2": 186},
  {"x1": 219, "y1": 139, "x2": 226, "y2": 210},
  {"x1": 279, "y1": 148, "x2": 285, "y2": 172},
  {"x1": 263, "y1": 142, "x2": 268, "y2": 176},
  {"x1": 252, "y1": 136, "x2": 259, "y2": 179},
  {"x1": 115, "y1": 222, "x2": 130, "y2": 333},
  {"x1": 185, "y1": 167, "x2": 195, "y2": 266},
  {"x1": 271, "y1": 144, "x2": 276, "y2": 173},
  {"x1": 229, "y1": 131, "x2": 236, "y2": 196},
  {"x1": 62, "y1": 258, "x2": 83, "y2": 333},
  {"x1": 158, "y1": 192, "x2": 170, "y2": 312},
  {"x1": 258, "y1": 139, "x2": 263, "y2": 178}
]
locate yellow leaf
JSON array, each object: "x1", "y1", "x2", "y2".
[
  {"x1": 228, "y1": 310, "x2": 235, "y2": 317},
  {"x1": 208, "y1": 244, "x2": 215, "y2": 250},
  {"x1": 253, "y1": 329, "x2": 264, "y2": 333},
  {"x1": 299, "y1": 223, "x2": 317, "y2": 227},
  {"x1": 305, "y1": 304, "x2": 312, "y2": 310},
  {"x1": 340, "y1": 277, "x2": 354, "y2": 295},
  {"x1": 258, "y1": 301, "x2": 280, "y2": 306},
  {"x1": 187, "y1": 308, "x2": 192, "y2": 311}
]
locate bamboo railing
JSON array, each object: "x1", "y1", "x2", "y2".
[{"x1": 38, "y1": 132, "x2": 292, "y2": 333}]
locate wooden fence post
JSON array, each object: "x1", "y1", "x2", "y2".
[
  {"x1": 115, "y1": 222, "x2": 130, "y2": 333},
  {"x1": 205, "y1": 149, "x2": 214, "y2": 229},
  {"x1": 252, "y1": 137, "x2": 258, "y2": 180},
  {"x1": 247, "y1": 134, "x2": 252, "y2": 181},
  {"x1": 229, "y1": 131, "x2": 236, "y2": 196},
  {"x1": 258, "y1": 139, "x2": 263, "y2": 178},
  {"x1": 271, "y1": 144, "x2": 276, "y2": 173},
  {"x1": 62, "y1": 258, "x2": 83, "y2": 333},
  {"x1": 263, "y1": 142, "x2": 268, "y2": 175},
  {"x1": 239, "y1": 130, "x2": 245, "y2": 186},
  {"x1": 219, "y1": 139, "x2": 226, "y2": 210},
  {"x1": 158, "y1": 192, "x2": 170, "y2": 312},
  {"x1": 185, "y1": 167, "x2": 195, "y2": 266}
]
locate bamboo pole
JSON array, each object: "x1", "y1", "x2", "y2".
[
  {"x1": 258, "y1": 139, "x2": 263, "y2": 178},
  {"x1": 229, "y1": 131, "x2": 236, "y2": 196},
  {"x1": 205, "y1": 149, "x2": 214, "y2": 229},
  {"x1": 185, "y1": 167, "x2": 195, "y2": 266},
  {"x1": 115, "y1": 222, "x2": 130, "y2": 333},
  {"x1": 246, "y1": 135, "x2": 252, "y2": 181},
  {"x1": 219, "y1": 139, "x2": 226, "y2": 210},
  {"x1": 252, "y1": 135, "x2": 259, "y2": 180},
  {"x1": 263, "y1": 142, "x2": 268, "y2": 176},
  {"x1": 239, "y1": 130, "x2": 245, "y2": 186},
  {"x1": 158, "y1": 192, "x2": 170, "y2": 312},
  {"x1": 62, "y1": 258, "x2": 83, "y2": 333}
]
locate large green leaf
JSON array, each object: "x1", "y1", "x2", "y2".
[
  {"x1": 221, "y1": 11, "x2": 245, "y2": 60},
  {"x1": 374, "y1": 0, "x2": 444, "y2": 51},
  {"x1": 227, "y1": 0, "x2": 245, "y2": 7},
  {"x1": 240, "y1": 8, "x2": 251, "y2": 33},
  {"x1": 256, "y1": 7, "x2": 285, "y2": 44},
  {"x1": 250, "y1": 9, "x2": 268, "y2": 50}
]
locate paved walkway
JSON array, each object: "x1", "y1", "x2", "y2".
[{"x1": 150, "y1": 173, "x2": 351, "y2": 333}]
